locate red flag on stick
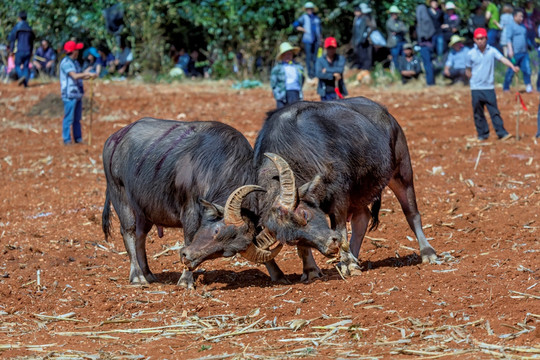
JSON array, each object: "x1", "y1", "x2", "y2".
[
  {"x1": 335, "y1": 79, "x2": 344, "y2": 99},
  {"x1": 515, "y1": 92, "x2": 527, "y2": 111}
]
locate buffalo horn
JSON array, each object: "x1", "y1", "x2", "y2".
[
  {"x1": 264, "y1": 153, "x2": 297, "y2": 209},
  {"x1": 240, "y1": 240, "x2": 283, "y2": 263},
  {"x1": 255, "y1": 228, "x2": 277, "y2": 249},
  {"x1": 223, "y1": 185, "x2": 265, "y2": 227}
]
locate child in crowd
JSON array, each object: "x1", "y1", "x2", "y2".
[{"x1": 270, "y1": 42, "x2": 305, "y2": 109}]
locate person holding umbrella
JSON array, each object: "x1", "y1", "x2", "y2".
[
  {"x1": 270, "y1": 42, "x2": 305, "y2": 109},
  {"x1": 315, "y1": 37, "x2": 347, "y2": 101}
]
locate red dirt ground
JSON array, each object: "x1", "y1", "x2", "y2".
[{"x1": 0, "y1": 79, "x2": 539, "y2": 359}]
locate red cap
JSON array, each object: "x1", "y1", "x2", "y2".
[
  {"x1": 473, "y1": 28, "x2": 487, "y2": 39},
  {"x1": 324, "y1": 37, "x2": 338, "y2": 48},
  {"x1": 64, "y1": 41, "x2": 84, "y2": 53}
]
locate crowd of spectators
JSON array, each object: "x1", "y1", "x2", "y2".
[
  {"x1": 2, "y1": 1, "x2": 540, "y2": 91},
  {"x1": 1, "y1": 11, "x2": 134, "y2": 86}
]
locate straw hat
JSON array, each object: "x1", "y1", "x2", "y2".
[
  {"x1": 448, "y1": 35, "x2": 465, "y2": 47},
  {"x1": 276, "y1": 42, "x2": 300, "y2": 60}
]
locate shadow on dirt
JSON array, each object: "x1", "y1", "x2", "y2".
[
  {"x1": 153, "y1": 269, "x2": 279, "y2": 289},
  {"x1": 27, "y1": 93, "x2": 97, "y2": 118},
  {"x1": 361, "y1": 252, "x2": 422, "y2": 270},
  {"x1": 153, "y1": 253, "x2": 422, "y2": 289}
]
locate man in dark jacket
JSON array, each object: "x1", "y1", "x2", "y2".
[
  {"x1": 352, "y1": 4, "x2": 376, "y2": 70},
  {"x1": 315, "y1": 37, "x2": 347, "y2": 100},
  {"x1": 8, "y1": 11, "x2": 35, "y2": 87},
  {"x1": 416, "y1": 1, "x2": 436, "y2": 85}
]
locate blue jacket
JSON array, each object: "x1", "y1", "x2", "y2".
[
  {"x1": 8, "y1": 20, "x2": 35, "y2": 54},
  {"x1": 293, "y1": 13, "x2": 321, "y2": 44},
  {"x1": 315, "y1": 54, "x2": 348, "y2": 97}
]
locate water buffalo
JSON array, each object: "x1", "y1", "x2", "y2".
[
  {"x1": 102, "y1": 118, "x2": 281, "y2": 288},
  {"x1": 181, "y1": 96, "x2": 437, "y2": 282},
  {"x1": 254, "y1": 97, "x2": 438, "y2": 277}
]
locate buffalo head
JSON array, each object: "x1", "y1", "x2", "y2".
[
  {"x1": 180, "y1": 185, "x2": 282, "y2": 270},
  {"x1": 262, "y1": 153, "x2": 341, "y2": 257}
]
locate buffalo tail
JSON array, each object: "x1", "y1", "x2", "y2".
[{"x1": 102, "y1": 188, "x2": 112, "y2": 241}]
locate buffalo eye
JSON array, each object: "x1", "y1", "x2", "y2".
[
  {"x1": 214, "y1": 227, "x2": 219, "y2": 235},
  {"x1": 302, "y1": 210, "x2": 309, "y2": 221}
]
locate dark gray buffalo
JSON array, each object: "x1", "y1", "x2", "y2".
[
  {"x1": 254, "y1": 97, "x2": 438, "y2": 277},
  {"x1": 102, "y1": 118, "x2": 281, "y2": 288},
  {"x1": 181, "y1": 97, "x2": 437, "y2": 281}
]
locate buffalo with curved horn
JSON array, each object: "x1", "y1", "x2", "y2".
[
  {"x1": 102, "y1": 118, "x2": 282, "y2": 289},
  {"x1": 254, "y1": 97, "x2": 438, "y2": 278}
]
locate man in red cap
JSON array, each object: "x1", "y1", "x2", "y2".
[
  {"x1": 315, "y1": 37, "x2": 347, "y2": 101},
  {"x1": 59, "y1": 40, "x2": 98, "y2": 145},
  {"x1": 465, "y1": 28, "x2": 518, "y2": 141}
]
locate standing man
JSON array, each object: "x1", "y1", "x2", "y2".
[
  {"x1": 503, "y1": 8, "x2": 533, "y2": 93},
  {"x1": 483, "y1": 0, "x2": 502, "y2": 51},
  {"x1": 352, "y1": 4, "x2": 376, "y2": 71},
  {"x1": 466, "y1": 28, "x2": 518, "y2": 141},
  {"x1": 386, "y1": 5, "x2": 408, "y2": 71},
  {"x1": 315, "y1": 37, "x2": 347, "y2": 101},
  {"x1": 416, "y1": 1, "x2": 436, "y2": 86},
  {"x1": 60, "y1": 40, "x2": 97, "y2": 145},
  {"x1": 293, "y1": 2, "x2": 322, "y2": 79},
  {"x1": 8, "y1": 11, "x2": 35, "y2": 88}
]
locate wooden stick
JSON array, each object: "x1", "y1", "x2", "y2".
[
  {"x1": 514, "y1": 72, "x2": 520, "y2": 141},
  {"x1": 88, "y1": 80, "x2": 95, "y2": 145},
  {"x1": 474, "y1": 149, "x2": 482, "y2": 171}
]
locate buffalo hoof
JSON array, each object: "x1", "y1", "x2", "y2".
[
  {"x1": 421, "y1": 247, "x2": 438, "y2": 264},
  {"x1": 177, "y1": 270, "x2": 194, "y2": 290},
  {"x1": 273, "y1": 275, "x2": 292, "y2": 285},
  {"x1": 130, "y1": 270, "x2": 154, "y2": 285},
  {"x1": 337, "y1": 262, "x2": 363, "y2": 277},
  {"x1": 145, "y1": 272, "x2": 158, "y2": 283},
  {"x1": 301, "y1": 267, "x2": 323, "y2": 282}
]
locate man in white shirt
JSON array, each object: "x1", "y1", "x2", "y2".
[{"x1": 466, "y1": 28, "x2": 518, "y2": 141}]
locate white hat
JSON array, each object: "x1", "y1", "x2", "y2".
[
  {"x1": 445, "y1": 2, "x2": 456, "y2": 9},
  {"x1": 360, "y1": 3, "x2": 372, "y2": 14}
]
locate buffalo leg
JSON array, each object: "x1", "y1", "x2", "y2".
[
  {"x1": 297, "y1": 246, "x2": 323, "y2": 282},
  {"x1": 336, "y1": 224, "x2": 361, "y2": 277},
  {"x1": 349, "y1": 206, "x2": 371, "y2": 258},
  {"x1": 115, "y1": 197, "x2": 157, "y2": 284},
  {"x1": 120, "y1": 227, "x2": 156, "y2": 284},
  {"x1": 178, "y1": 270, "x2": 194, "y2": 289},
  {"x1": 114, "y1": 200, "x2": 150, "y2": 284},
  {"x1": 134, "y1": 216, "x2": 157, "y2": 283},
  {"x1": 388, "y1": 177, "x2": 437, "y2": 263},
  {"x1": 264, "y1": 259, "x2": 290, "y2": 284}
]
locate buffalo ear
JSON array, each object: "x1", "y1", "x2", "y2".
[
  {"x1": 199, "y1": 199, "x2": 224, "y2": 220},
  {"x1": 298, "y1": 175, "x2": 326, "y2": 206}
]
